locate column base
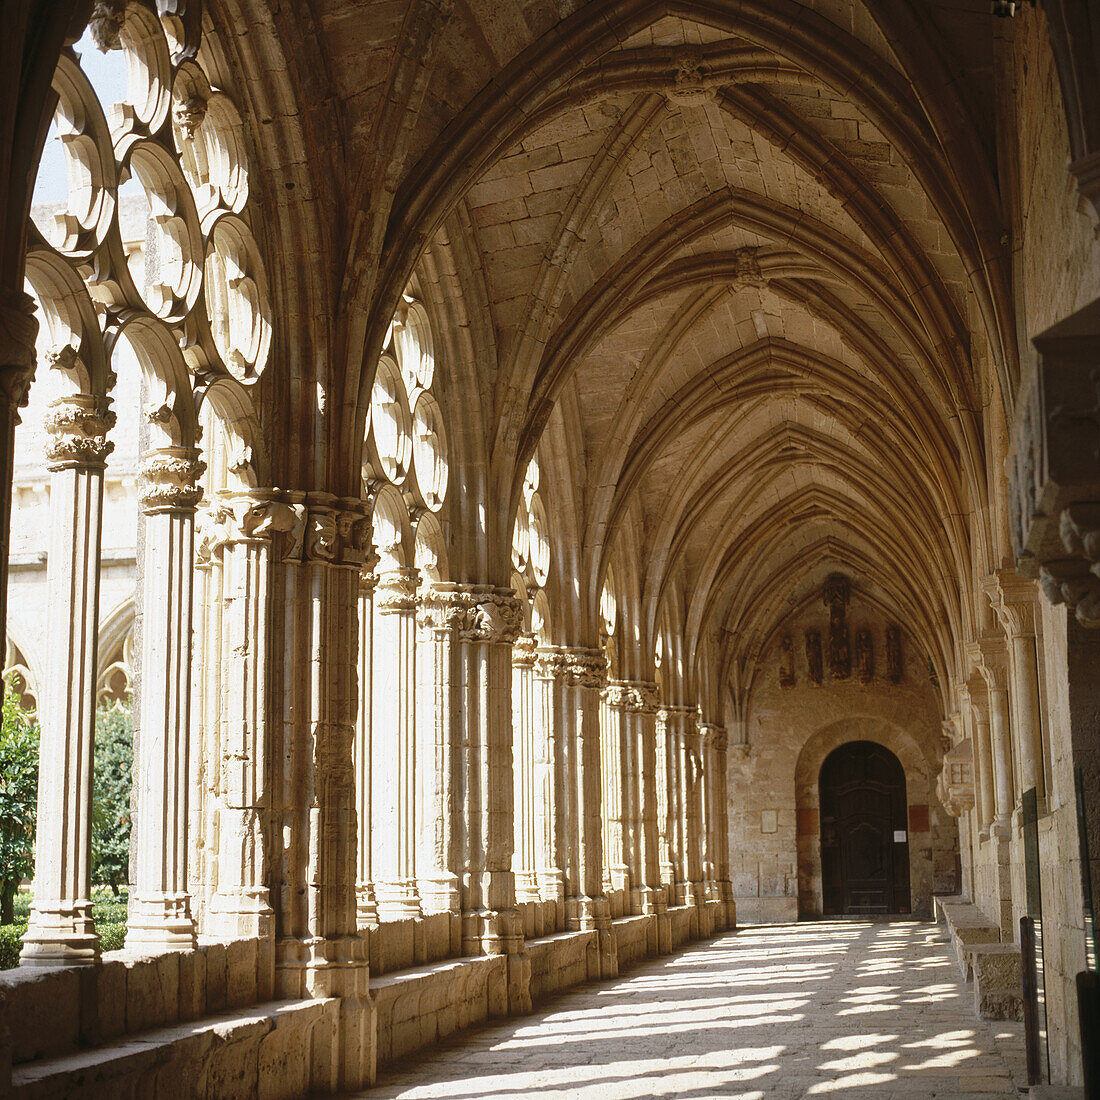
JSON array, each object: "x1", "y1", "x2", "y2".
[
  {"x1": 20, "y1": 901, "x2": 99, "y2": 967},
  {"x1": 126, "y1": 892, "x2": 197, "y2": 953},
  {"x1": 375, "y1": 881, "x2": 422, "y2": 921},
  {"x1": 417, "y1": 875, "x2": 462, "y2": 915},
  {"x1": 275, "y1": 934, "x2": 371, "y2": 999},
  {"x1": 461, "y1": 906, "x2": 525, "y2": 956},
  {"x1": 356, "y1": 884, "x2": 379, "y2": 930},
  {"x1": 566, "y1": 894, "x2": 617, "y2": 978},
  {"x1": 514, "y1": 870, "x2": 541, "y2": 905},
  {"x1": 206, "y1": 889, "x2": 274, "y2": 940}
]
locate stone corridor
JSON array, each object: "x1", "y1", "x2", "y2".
[{"x1": 359, "y1": 923, "x2": 1026, "y2": 1100}]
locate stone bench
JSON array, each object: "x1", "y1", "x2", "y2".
[
  {"x1": 970, "y1": 943, "x2": 1023, "y2": 1021},
  {"x1": 9, "y1": 998, "x2": 335, "y2": 1100},
  {"x1": 935, "y1": 897, "x2": 1001, "y2": 977}
]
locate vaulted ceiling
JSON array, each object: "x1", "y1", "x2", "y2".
[{"x1": 221, "y1": 0, "x2": 1017, "y2": 705}]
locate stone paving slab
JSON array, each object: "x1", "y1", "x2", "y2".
[{"x1": 351, "y1": 921, "x2": 1026, "y2": 1099}]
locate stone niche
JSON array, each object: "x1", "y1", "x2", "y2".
[{"x1": 727, "y1": 593, "x2": 958, "y2": 922}]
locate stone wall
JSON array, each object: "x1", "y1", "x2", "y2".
[{"x1": 728, "y1": 600, "x2": 956, "y2": 922}]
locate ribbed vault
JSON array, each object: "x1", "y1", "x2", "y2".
[{"x1": 215, "y1": 0, "x2": 1014, "y2": 722}]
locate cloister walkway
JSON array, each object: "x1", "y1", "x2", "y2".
[{"x1": 356, "y1": 922, "x2": 1027, "y2": 1099}]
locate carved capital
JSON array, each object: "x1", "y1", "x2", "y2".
[
  {"x1": 377, "y1": 568, "x2": 421, "y2": 613},
  {"x1": 418, "y1": 583, "x2": 523, "y2": 642},
  {"x1": 984, "y1": 569, "x2": 1040, "y2": 637},
  {"x1": 537, "y1": 646, "x2": 607, "y2": 689},
  {"x1": 700, "y1": 723, "x2": 728, "y2": 752},
  {"x1": 622, "y1": 680, "x2": 660, "y2": 714},
  {"x1": 277, "y1": 494, "x2": 371, "y2": 567},
  {"x1": 511, "y1": 632, "x2": 538, "y2": 667},
  {"x1": 43, "y1": 395, "x2": 115, "y2": 469},
  {"x1": 139, "y1": 447, "x2": 205, "y2": 511},
  {"x1": 0, "y1": 291, "x2": 39, "y2": 410},
  {"x1": 212, "y1": 491, "x2": 301, "y2": 549},
  {"x1": 968, "y1": 635, "x2": 1009, "y2": 693}
]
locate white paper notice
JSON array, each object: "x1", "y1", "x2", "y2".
[{"x1": 893, "y1": 830, "x2": 907, "y2": 843}]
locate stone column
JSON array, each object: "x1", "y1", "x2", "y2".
[
  {"x1": 699, "y1": 723, "x2": 723, "y2": 899},
  {"x1": 415, "y1": 583, "x2": 462, "y2": 916},
  {"x1": 354, "y1": 562, "x2": 378, "y2": 928},
  {"x1": 624, "y1": 682, "x2": 668, "y2": 950},
  {"x1": 655, "y1": 706, "x2": 674, "y2": 902},
  {"x1": 534, "y1": 648, "x2": 566, "y2": 928},
  {"x1": 544, "y1": 646, "x2": 616, "y2": 977},
  {"x1": 20, "y1": 386, "x2": 113, "y2": 966},
  {"x1": 987, "y1": 573, "x2": 1047, "y2": 807},
  {"x1": 970, "y1": 636, "x2": 1015, "y2": 938},
  {"x1": 189, "y1": 508, "x2": 223, "y2": 930},
  {"x1": 707, "y1": 725, "x2": 736, "y2": 926},
  {"x1": 510, "y1": 633, "x2": 540, "y2": 905},
  {"x1": 975, "y1": 637, "x2": 1014, "y2": 827},
  {"x1": 0, "y1": 292, "x2": 37, "y2": 709},
  {"x1": 445, "y1": 585, "x2": 530, "y2": 1010},
  {"x1": 373, "y1": 567, "x2": 421, "y2": 919},
  {"x1": 126, "y1": 448, "x2": 204, "y2": 951},
  {"x1": 663, "y1": 704, "x2": 699, "y2": 905},
  {"x1": 960, "y1": 678, "x2": 994, "y2": 836},
  {"x1": 268, "y1": 495, "x2": 373, "y2": 1086},
  {"x1": 205, "y1": 492, "x2": 296, "y2": 942},
  {"x1": 600, "y1": 682, "x2": 630, "y2": 901},
  {"x1": 681, "y1": 712, "x2": 707, "y2": 908}
]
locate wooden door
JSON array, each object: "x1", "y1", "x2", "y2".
[{"x1": 820, "y1": 740, "x2": 910, "y2": 915}]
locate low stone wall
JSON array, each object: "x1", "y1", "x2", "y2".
[
  {"x1": 0, "y1": 938, "x2": 273, "y2": 1066},
  {"x1": 1, "y1": 900, "x2": 736, "y2": 1096},
  {"x1": 527, "y1": 930, "x2": 598, "y2": 1004},
  {"x1": 613, "y1": 915, "x2": 653, "y2": 972},
  {"x1": 372, "y1": 955, "x2": 506, "y2": 1064}
]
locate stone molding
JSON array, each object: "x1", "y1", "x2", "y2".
[
  {"x1": 417, "y1": 583, "x2": 523, "y2": 642},
  {"x1": 139, "y1": 447, "x2": 205, "y2": 512},
  {"x1": 536, "y1": 645, "x2": 607, "y2": 688},
  {"x1": 0, "y1": 291, "x2": 39, "y2": 409},
  {"x1": 43, "y1": 396, "x2": 115, "y2": 470}
]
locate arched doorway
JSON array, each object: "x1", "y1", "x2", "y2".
[{"x1": 820, "y1": 741, "x2": 911, "y2": 915}]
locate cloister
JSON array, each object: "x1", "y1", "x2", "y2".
[{"x1": 0, "y1": 0, "x2": 1098, "y2": 1095}]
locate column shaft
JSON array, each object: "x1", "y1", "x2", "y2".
[
  {"x1": 127, "y1": 448, "x2": 204, "y2": 951},
  {"x1": 534, "y1": 655, "x2": 565, "y2": 926},
  {"x1": 22, "y1": 392, "x2": 113, "y2": 965},
  {"x1": 355, "y1": 568, "x2": 377, "y2": 927},
  {"x1": 416, "y1": 585, "x2": 462, "y2": 914},
  {"x1": 373, "y1": 568, "x2": 421, "y2": 919}
]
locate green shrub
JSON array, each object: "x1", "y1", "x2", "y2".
[
  {"x1": 0, "y1": 692, "x2": 39, "y2": 924},
  {"x1": 0, "y1": 924, "x2": 23, "y2": 969},
  {"x1": 92, "y1": 704, "x2": 133, "y2": 893}
]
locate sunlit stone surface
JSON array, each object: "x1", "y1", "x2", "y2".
[{"x1": 363, "y1": 923, "x2": 1025, "y2": 1100}]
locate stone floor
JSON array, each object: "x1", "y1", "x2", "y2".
[{"x1": 356, "y1": 921, "x2": 1028, "y2": 1099}]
